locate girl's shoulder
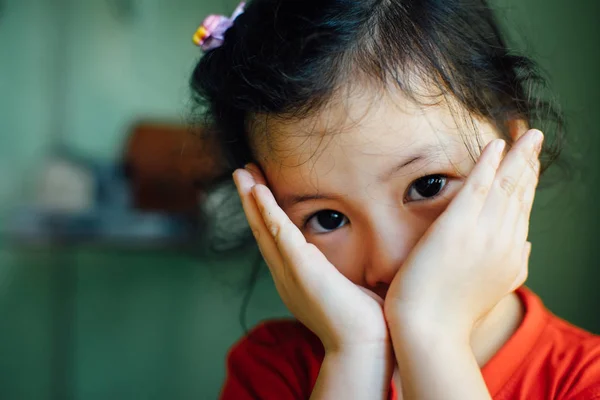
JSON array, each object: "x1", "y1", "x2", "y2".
[
  {"x1": 228, "y1": 318, "x2": 324, "y2": 362},
  {"x1": 539, "y1": 307, "x2": 600, "y2": 399},
  {"x1": 220, "y1": 319, "x2": 324, "y2": 399},
  {"x1": 486, "y1": 287, "x2": 600, "y2": 400}
]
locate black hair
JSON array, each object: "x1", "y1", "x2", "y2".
[{"x1": 190, "y1": 0, "x2": 567, "y2": 328}]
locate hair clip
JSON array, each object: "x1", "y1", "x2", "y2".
[{"x1": 193, "y1": 2, "x2": 246, "y2": 52}]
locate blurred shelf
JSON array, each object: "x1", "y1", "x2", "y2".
[{"x1": 4, "y1": 207, "x2": 201, "y2": 251}]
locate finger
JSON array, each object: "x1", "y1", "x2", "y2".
[
  {"x1": 499, "y1": 161, "x2": 537, "y2": 243},
  {"x1": 233, "y1": 169, "x2": 285, "y2": 275},
  {"x1": 513, "y1": 133, "x2": 541, "y2": 230},
  {"x1": 510, "y1": 241, "x2": 531, "y2": 292},
  {"x1": 500, "y1": 133, "x2": 542, "y2": 244},
  {"x1": 246, "y1": 169, "x2": 342, "y2": 288},
  {"x1": 497, "y1": 129, "x2": 542, "y2": 195},
  {"x1": 243, "y1": 164, "x2": 295, "y2": 276},
  {"x1": 514, "y1": 172, "x2": 539, "y2": 245},
  {"x1": 251, "y1": 183, "x2": 311, "y2": 262},
  {"x1": 480, "y1": 130, "x2": 542, "y2": 221},
  {"x1": 444, "y1": 139, "x2": 505, "y2": 218}
]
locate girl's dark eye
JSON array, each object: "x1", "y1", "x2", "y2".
[
  {"x1": 406, "y1": 175, "x2": 448, "y2": 202},
  {"x1": 306, "y1": 210, "x2": 348, "y2": 234}
]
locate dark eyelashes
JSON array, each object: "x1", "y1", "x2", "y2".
[{"x1": 300, "y1": 173, "x2": 452, "y2": 231}]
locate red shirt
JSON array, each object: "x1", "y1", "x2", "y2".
[{"x1": 220, "y1": 288, "x2": 600, "y2": 399}]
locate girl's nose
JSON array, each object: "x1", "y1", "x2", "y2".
[{"x1": 363, "y1": 221, "x2": 421, "y2": 290}]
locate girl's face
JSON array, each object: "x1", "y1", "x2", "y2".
[{"x1": 253, "y1": 88, "x2": 503, "y2": 299}]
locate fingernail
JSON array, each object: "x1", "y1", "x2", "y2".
[
  {"x1": 250, "y1": 184, "x2": 261, "y2": 200},
  {"x1": 532, "y1": 130, "x2": 544, "y2": 151},
  {"x1": 495, "y1": 139, "x2": 506, "y2": 153},
  {"x1": 231, "y1": 170, "x2": 241, "y2": 191}
]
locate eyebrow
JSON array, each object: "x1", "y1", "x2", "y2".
[
  {"x1": 278, "y1": 143, "x2": 446, "y2": 209},
  {"x1": 378, "y1": 143, "x2": 444, "y2": 183}
]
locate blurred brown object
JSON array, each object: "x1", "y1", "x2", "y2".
[{"x1": 123, "y1": 122, "x2": 225, "y2": 213}]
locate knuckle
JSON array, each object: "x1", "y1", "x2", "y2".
[
  {"x1": 270, "y1": 218, "x2": 294, "y2": 245},
  {"x1": 266, "y1": 219, "x2": 282, "y2": 241},
  {"x1": 528, "y1": 157, "x2": 540, "y2": 175},
  {"x1": 469, "y1": 181, "x2": 489, "y2": 199},
  {"x1": 498, "y1": 176, "x2": 517, "y2": 195}
]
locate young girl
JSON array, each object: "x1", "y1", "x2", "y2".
[{"x1": 190, "y1": 1, "x2": 600, "y2": 399}]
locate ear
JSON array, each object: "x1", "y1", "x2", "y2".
[{"x1": 507, "y1": 119, "x2": 529, "y2": 142}]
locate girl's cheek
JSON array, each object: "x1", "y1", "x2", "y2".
[
  {"x1": 409, "y1": 180, "x2": 463, "y2": 221},
  {"x1": 414, "y1": 200, "x2": 450, "y2": 221},
  {"x1": 306, "y1": 228, "x2": 364, "y2": 283}
]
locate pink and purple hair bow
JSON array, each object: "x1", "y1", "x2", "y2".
[{"x1": 193, "y1": 2, "x2": 246, "y2": 52}]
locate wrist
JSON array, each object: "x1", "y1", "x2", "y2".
[
  {"x1": 326, "y1": 344, "x2": 394, "y2": 375},
  {"x1": 315, "y1": 343, "x2": 395, "y2": 400},
  {"x1": 325, "y1": 341, "x2": 394, "y2": 360},
  {"x1": 390, "y1": 330, "x2": 487, "y2": 400},
  {"x1": 385, "y1": 305, "x2": 472, "y2": 346}
]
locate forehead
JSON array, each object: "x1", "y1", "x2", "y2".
[
  {"x1": 255, "y1": 85, "x2": 472, "y2": 156},
  {"x1": 251, "y1": 86, "x2": 494, "y2": 192}
]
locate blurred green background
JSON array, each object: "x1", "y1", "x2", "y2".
[{"x1": 0, "y1": 0, "x2": 598, "y2": 399}]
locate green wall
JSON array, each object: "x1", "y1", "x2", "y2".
[{"x1": 0, "y1": 0, "x2": 598, "y2": 399}]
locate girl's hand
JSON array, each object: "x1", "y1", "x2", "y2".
[
  {"x1": 384, "y1": 129, "x2": 543, "y2": 339},
  {"x1": 233, "y1": 165, "x2": 391, "y2": 353}
]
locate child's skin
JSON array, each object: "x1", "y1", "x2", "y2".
[{"x1": 232, "y1": 84, "x2": 543, "y2": 399}]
